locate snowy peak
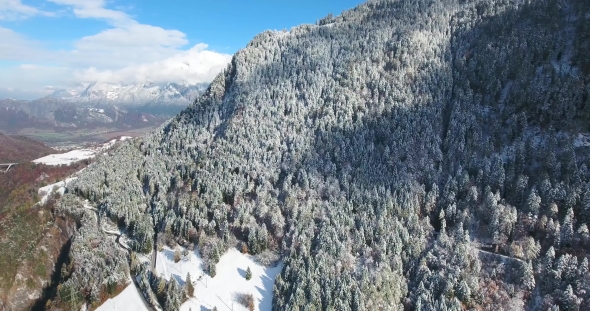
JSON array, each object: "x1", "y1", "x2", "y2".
[
  {"x1": 46, "y1": 89, "x2": 80, "y2": 99},
  {"x1": 48, "y1": 81, "x2": 208, "y2": 106}
]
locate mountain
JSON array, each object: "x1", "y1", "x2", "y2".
[
  {"x1": 16, "y1": 0, "x2": 590, "y2": 310},
  {"x1": 48, "y1": 81, "x2": 208, "y2": 107},
  {"x1": 0, "y1": 82, "x2": 208, "y2": 145}
]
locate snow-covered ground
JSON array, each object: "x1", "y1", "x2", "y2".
[
  {"x1": 95, "y1": 279, "x2": 149, "y2": 311},
  {"x1": 36, "y1": 137, "x2": 133, "y2": 203},
  {"x1": 100, "y1": 136, "x2": 132, "y2": 150},
  {"x1": 38, "y1": 177, "x2": 77, "y2": 204},
  {"x1": 32, "y1": 136, "x2": 133, "y2": 166},
  {"x1": 575, "y1": 133, "x2": 590, "y2": 148},
  {"x1": 156, "y1": 246, "x2": 282, "y2": 311},
  {"x1": 33, "y1": 150, "x2": 96, "y2": 166}
]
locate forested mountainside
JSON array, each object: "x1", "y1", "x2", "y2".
[{"x1": 48, "y1": 0, "x2": 590, "y2": 310}]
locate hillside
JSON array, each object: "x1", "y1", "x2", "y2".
[
  {"x1": 0, "y1": 133, "x2": 55, "y2": 163},
  {"x1": 0, "y1": 162, "x2": 86, "y2": 310},
  {"x1": 0, "y1": 137, "x2": 135, "y2": 310},
  {"x1": 41, "y1": 0, "x2": 590, "y2": 310}
]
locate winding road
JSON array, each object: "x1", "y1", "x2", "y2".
[{"x1": 83, "y1": 203, "x2": 158, "y2": 311}]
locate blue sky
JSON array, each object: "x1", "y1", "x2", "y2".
[{"x1": 0, "y1": 0, "x2": 364, "y2": 99}]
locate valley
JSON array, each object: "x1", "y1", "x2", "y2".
[
  {"x1": 13, "y1": 126, "x2": 154, "y2": 148},
  {"x1": 0, "y1": 81, "x2": 208, "y2": 147}
]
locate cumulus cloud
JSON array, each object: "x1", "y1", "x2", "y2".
[
  {"x1": 47, "y1": 0, "x2": 130, "y2": 25},
  {"x1": 74, "y1": 44, "x2": 232, "y2": 84},
  {"x1": 0, "y1": 0, "x2": 53, "y2": 20},
  {"x1": 0, "y1": 0, "x2": 233, "y2": 99}
]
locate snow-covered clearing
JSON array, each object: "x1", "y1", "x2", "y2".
[
  {"x1": 95, "y1": 279, "x2": 148, "y2": 311},
  {"x1": 156, "y1": 246, "x2": 282, "y2": 311},
  {"x1": 100, "y1": 136, "x2": 132, "y2": 150},
  {"x1": 36, "y1": 137, "x2": 133, "y2": 202},
  {"x1": 38, "y1": 177, "x2": 77, "y2": 204},
  {"x1": 33, "y1": 149, "x2": 96, "y2": 166},
  {"x1": 33, "y1": 136, "x2": 133, "y2": 166}
]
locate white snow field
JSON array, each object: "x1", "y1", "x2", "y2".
[
  {"x1": 95, "y1": 279, "x2": 149, "y2": 311},
  {"x1": 156, "y1": 246, "x2": 283, "y2": 311},
  {"x1": 33, "y1": 149, "x2": 96, "y2": 166},
  {"x1": 32, "y1": 136, "x2": 133, "y2": 166}
]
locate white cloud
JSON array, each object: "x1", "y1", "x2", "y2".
[
  {"x1": 0, "y1": 0, "x2": 53, "y2": 20},
  {"x1": 47, "y1": 0, "x2": 130, "y2": 25},
  {"x1": 74, "y1": 44, "x2": 232, "y2": 84},
  {"x1": 0, "y1": 26, "x2": 45, "y2": 61},
  {"x1": 0, "y1": 1, "x2": 233, "y2": 99}
]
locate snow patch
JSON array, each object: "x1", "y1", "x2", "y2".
[
  {"x1": 95, "y1": 281, "x2": 148, "y2": 311},
  {"x1": 156, "y1": 246, "x2": 282, "y2": 311},
  {"x1": 575, "y1": 133, "x2": 590, "y2": 147},
  {"x1": 27, "y1": 291, "x2": 41, "y2": 300},
  {"x1": 33, "y1": 136, "x2": 132, "y2": 166},
  {"x1": 33, "y1": 150, "x2": 96, "y2": 166},
  {"x1": 38, "y1": 177, "x2": 77, "y2": 204}
]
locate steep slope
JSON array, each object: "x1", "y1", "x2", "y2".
[
  {"x1": 53, "y1": 0, "x2": 590, "y2": 310},
  {"x1": 0, "y1": 162, "x2": 86, "y2": 310},
  {"x1": 0, "y1": 133, "x2": 55, "y2": 163}
]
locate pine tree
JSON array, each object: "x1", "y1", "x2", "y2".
[
  {"x1": 577, "y1": 258, "x2": 589, "y2": 296},
  {"x1": 562, "y1": 208, "x2": 575, "y2": 246},
  {"x1": 245, "y1": 266, "x2": 252, "y2": 280},
  {"x1": 455, "y1": 280, "x2": 471, "y2": 304},
  {"x1": 527, "y1": 188, "x2": 541, "y2": 216},
  {"x1": 186, "y1": 272, "x2": 195, "y2": 297},
  {"x1": 248, "y1": 227, "x2": 260, "y2": 254},
  {"x1": 209, "y1": 263, "x2": 217, "y2": 277},
  {"x1": 577, "y1": 224, "x2": 589, "y2": 244},
  {"x1": 170, "y1": 278, "x2": 183, "y2": 308},
  {"x1": 521, "y1": 261, "x2": 535, "y2": 291},
  {"x1": 561, "y1": 284, "x2": 581, "y2": 311}
]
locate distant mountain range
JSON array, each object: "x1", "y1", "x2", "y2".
[
  {"x1": 47, "y1": 81, "x2": 207, "y2": 107},
  {"x1": 0, "y1": 81, "x2": 208, "y2": 136}
]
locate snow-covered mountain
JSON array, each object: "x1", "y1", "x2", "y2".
[
  {"x1": 47, "y1": 81, "x2": 208, "y2": 107},
  {"x1": 0, "y1": 81, "x2": 209, "y2": 136}
]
